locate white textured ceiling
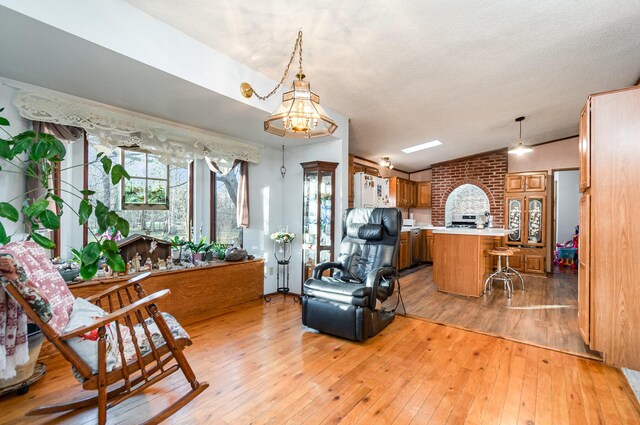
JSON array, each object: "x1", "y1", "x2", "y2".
[{"x1": 125, "y1": 0, "x2": 640, "y2": 171}]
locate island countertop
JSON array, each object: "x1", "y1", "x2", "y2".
[{"x1": 431, "y1": 228, "x2": 513, "y2": 237}]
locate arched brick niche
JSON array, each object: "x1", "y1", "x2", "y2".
[{"x1": 431, "y1": 150, "x2": 507, "y2": 227}]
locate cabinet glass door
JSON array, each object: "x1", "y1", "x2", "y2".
[
  {"x1": 302, "y1": 171, "x2": 318, "y2": 278},
  {"x1": 526, "y1": 197, "x2": 544, "y2": 246},
  {"x1": 319, "y1": 171, "x2": 333, "y2": 249},
  {"x1": 506, "y1": 197, "x2": 524, "y2": 244}
]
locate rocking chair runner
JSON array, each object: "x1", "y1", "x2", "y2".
[{"x1": 0, "y1": 242, "x2": 208, "y2": 425}]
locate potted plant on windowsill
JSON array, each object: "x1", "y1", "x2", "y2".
[
  {"x1": 211, "y1": 243, "x2": 228, "y2": 261},
  {"x1": 170, "y1": 235, "x2": 187, "y2": 263},
  {"x1": 186, "y1": 237, "x2": 209, "y2": 263},
  {"x1": 0, "y1": 109, "x2": 131, "y2": 280}
]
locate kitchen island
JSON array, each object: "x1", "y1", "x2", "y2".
[{"x1": 432, "y1": 228, "x2": 513, "y2": 297}]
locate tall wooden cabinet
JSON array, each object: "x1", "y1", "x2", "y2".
[
  {"x1": 578, "y1": 85, "x2": 640, "y2": 369},
  {"x1": 503, "y1": 172, "x2": 547, "y2": 274},
  {"x1": 301, "y1": 161, "x2": 338, "y2": 283}
]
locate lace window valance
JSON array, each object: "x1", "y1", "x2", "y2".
[{"x1": 12, "y1": 90, "x2": 262, "y2": 166}]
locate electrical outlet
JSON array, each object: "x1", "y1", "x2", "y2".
[{"x1": 268, "y1": 266, "x2": 274, "y2": 275}]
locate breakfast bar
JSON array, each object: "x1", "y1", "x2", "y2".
[{"x1": 432, "y1": 228, "x2": 513, "y2": 297}]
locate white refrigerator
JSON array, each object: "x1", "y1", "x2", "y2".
[{"x1": 353, "y1": 172, "x2": 390, "y2": 208}]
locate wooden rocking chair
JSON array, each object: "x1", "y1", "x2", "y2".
[{"x1": 0, "y1": 242, "x2": 208, "y2": 424}]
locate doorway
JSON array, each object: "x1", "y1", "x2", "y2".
[{"x1": 552, "y1": 168, "x2": 580, "y2": 275}]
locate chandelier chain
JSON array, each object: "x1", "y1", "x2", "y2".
[{"x1": 253, "y1": 30, "x2": 304, "y2": 101}]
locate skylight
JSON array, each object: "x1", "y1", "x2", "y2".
[{"x1": 401, "y1": 140, "x2": 442, "y2": 153}]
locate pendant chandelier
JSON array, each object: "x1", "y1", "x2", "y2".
[
  {"x1": 508, "y1": 116, "x2": 533, "y2": 155},
  {"x1": 240, "y1": 30, "x2": 337, "y2": 139}
]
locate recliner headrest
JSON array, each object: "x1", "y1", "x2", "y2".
[{"x1": 347, "y1": 223, "x2": 383, "y2": 241}]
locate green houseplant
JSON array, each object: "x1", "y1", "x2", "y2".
[
  {"x1": 0, "y1": 109, "x2": 131, "y2": 280},
  {"x1": 186, "y1": 237, "x2": 209, "y2": 262}
]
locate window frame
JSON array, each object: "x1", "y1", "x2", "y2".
[
  {"x1": 83, "y1": 136, "x2": 193, "y2": 245},
  {"x1": 120, "y1": 149, "x2": 170, "y2": 211},
  {"x1": 209, "y1": 169, "x2": 243, "y2": 246}
]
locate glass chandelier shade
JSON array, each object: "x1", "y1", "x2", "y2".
[
  {"x1": 264, "y1": 78, "x2": 337, "y2": 139},
  {"x1": 241, "y1": 30, "x2": 337, "y2": 139}
]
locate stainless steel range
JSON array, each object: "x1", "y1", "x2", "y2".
[{"x1": 448, "y1": 213, "x2": 484, "y2": 228}]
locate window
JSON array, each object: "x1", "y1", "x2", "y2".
[
  {"x1": 85, "y1": 134, "x2": 190, "y2": 242},
  {"x1": 122, "y1": 150, "x2": 169, "y2": 210},
  {"x1": 212, "y1": 164, "x2": 243, "y2": 246}
]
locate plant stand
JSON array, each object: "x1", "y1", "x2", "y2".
[{"x1": 264, "y1": 240, "x2": 299, "y2": 303}]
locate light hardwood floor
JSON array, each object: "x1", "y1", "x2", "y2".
[
  {"x1": 385, "y1": 265, "x2": 598, "y2": 358},
  {"x1": 0, "y1": 297, "x2": 637, "y2": 424}
]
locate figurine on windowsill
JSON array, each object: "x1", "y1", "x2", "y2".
[
  {"x1": 141, "y1": 257, "x2": 153, "y2": 271},
  {"x1": 166, "y1": 257, "x2": 173, "y2": 270},
  {"x1": 157, "y1": 258, "x2": 167, "y2": 271},
  {"x1": 132, "y1": 252, "x2": 142, "y2": 272}
]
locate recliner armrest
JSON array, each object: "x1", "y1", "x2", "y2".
[
  {"x1": 312, "y1": 262, "x2": 346, "y2": 279},
  {"x1": 365, "y1": 267, "x2": 397, "y2": 308}
]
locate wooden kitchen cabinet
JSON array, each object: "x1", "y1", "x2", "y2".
[
  {"x1": 416, "y1": 182, "x2": 432, "y2": 207},
  {"x1": 524, "y1": 174, "x2": 546, "y2": 192},
  {"x1": 505, "y1": 174, "x2": 525, "y2": 193},
  {"x1": 578, "y1": 84, "x2": 640, "y2": 369},
  {"x1": 505, "y1": 172, "x2": 546, "y2": 193},
  {"x1": 419, "y1": 230, "x2": 434, "y2": 262},
  {"x1": 503, "y1": 172, "x2": 547, "y2": 274},
  {"x1": 579, "y1": 103, "x2": 591, "y2": 192},
  {"x1": 578, "y1": 193, "x2": 590, "y2": 345},
  {"x1": 399, "y1": 231, "x2": 410, "y2": 270},
  {"x1": 389, "y1": 177, "x2": 416, "y2": 208}
]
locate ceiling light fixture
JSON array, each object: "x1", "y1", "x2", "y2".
[
  {"x1": 240, "y1": 30, "x2": 337, "y2": 139},
  {"x1": 508, "y1": 116, "x2": 533, "y2": 155},
  {"x1": 380, "y1": 157, "x2": 394, "y2": 169},
  {"x1": 401, "y1": 140, "x2": 442, "y2": 154}
]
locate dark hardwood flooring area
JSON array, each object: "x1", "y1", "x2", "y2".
[
  {"x1": 384, "y1": 265, "x2": 597, "y2": 358},
  {"x1": 1, "y1": 297, "x2": 638, "y2": 424}
]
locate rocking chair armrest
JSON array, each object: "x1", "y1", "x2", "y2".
[
  {"x1": 84, "y1": 272, "x2": 152, "y2": 303},
  {"x1": 60, "y1": 289, "x2": 170, "y2": 341}
]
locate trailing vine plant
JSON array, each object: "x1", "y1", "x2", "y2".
[{"x1": 0, "y1": 108, "x2": 131, "y2": 280}]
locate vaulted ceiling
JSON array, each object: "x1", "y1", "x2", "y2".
[{"x1": 125, "y1": 0, "x2": 640, "y2": 171}]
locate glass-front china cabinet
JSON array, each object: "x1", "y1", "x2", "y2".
[
  {"x1": 301, "y1": 161, "x2": 338, "y2": 283},
  {"x1": 505, "y1": 195, "x2": 545, "y2": 247}
]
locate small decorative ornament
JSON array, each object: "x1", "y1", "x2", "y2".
[
  {"x1": 149, "y1": 240, "x2": 158, "y2": 254},
  {"x1": 157, "y1": 258, "x2": 167, "y2": 271}
]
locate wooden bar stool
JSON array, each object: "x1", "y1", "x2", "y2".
[
  {"x1": 484, "y1": 249, "x2": 515, "y2": 298},
  {"x1": 495, "y1": 246, "x2": 525, "y2": 290}
]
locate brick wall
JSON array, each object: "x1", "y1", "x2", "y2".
[{"x1": 431, "y1": 150, "x2": 507, "y2": 227}]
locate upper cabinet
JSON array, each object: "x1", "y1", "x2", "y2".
[
  {"x1": 416, "y1": 182, "x2": 432, "y2": 208},
  {"x1": 388, "y1": 177, "x2": 417, "y2": 208},
  {"x1": 505, "y1": 172, "x2": 547, "y2": 193}
]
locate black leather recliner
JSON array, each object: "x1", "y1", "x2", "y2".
[{"x1": 302, "y1": 207, "x2": 402, "y2": 341}]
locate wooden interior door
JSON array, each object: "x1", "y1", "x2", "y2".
[{"x1": 578, "y1": 193, "x2": 591, "y2": 345}]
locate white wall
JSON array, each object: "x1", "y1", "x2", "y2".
[
  {"x1": 282, "y1": 138, "x2": 347, "y2": 294},
  {"x1": 244, "y1": 147, "x2": 283, "y2": 294},
  {"x1": 555, "y1": 170, "x2": 580, "y2": 244},
  {"x1": 0, "y1": 84, "x2": 27, "y2": 241}
]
